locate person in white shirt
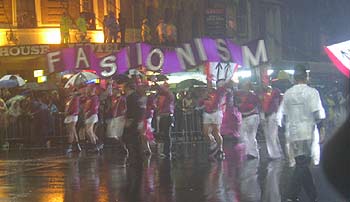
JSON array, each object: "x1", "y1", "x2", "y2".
[{"x1": 278, "y1": 64, "x2": 325, "y2": 202}]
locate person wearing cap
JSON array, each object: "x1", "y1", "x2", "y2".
[
  {"x1": 64, "y1": 89, "x2": 81, "y2": 153},
  {"x1": 260, "y1": 84, "x2": 283, "y2": 159},
  {"x1": 156, "y1": 83, "x2": 175, "y2": 159},
  {"x1": 278, "y1": 64, "x2": 325, "y2": 202}
]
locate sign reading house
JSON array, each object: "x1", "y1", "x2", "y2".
[{"x1": 46, "y1": 38, "x2": 268, "y2": 78}]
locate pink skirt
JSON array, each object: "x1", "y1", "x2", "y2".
[
  {"x1": 221, "y1": 106, "x2": 242, "y2": 138},
  {"x1": 144, "y1": 118, "x2": 154, "y2": 141}
]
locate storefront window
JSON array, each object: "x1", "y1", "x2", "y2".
[
  {"x1": 80, "y1": 0, "x2": 95, "y2": 30},
  {"x1": 106, "y1": 0, "x2": 117, "y2": 14},
  {"x1": 16, "y1": 0, "x2": 37, "y2": 28},
  {"x1": 0, "y1": 0, "x2": 13, "y2": 25}
]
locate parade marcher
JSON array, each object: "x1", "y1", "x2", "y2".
[
  {"x1": 60, "y1": 11, "x2": 72, "y2": 44},
  {"x1": 155, "y1": 18, "x2": 167, "y2": 45},
  {"x1": 106, "y1": 87, "x2": 126, "y2": 141},
  {"x1": 143, "y1": 90, "x2": 157, "y2": 155},
  {"x1": 199, "y1": 79, "x2": 228, "y2": 160},
  {"x1": 141, "y1": 18, "x2": 152, "y2": 43},
  {"x1": 123, "y1": 80, "x2": 145, "y2": 164},
  {"x1": 83, "y1": 85, "x2": 101, "y2": 152},
  {"x1": 278, "y1": 64, "x2": 325, "y2": 202},
  {"x1": 156, "y1": 83, "x2": 175, "y2": 159},
  {"x1": 220, "y1": 85, "x2": 242, "y2": 141},
  {"x1": 260, "y1": 85, "x2": 283, "y2": 159},
  {"x1": 236, "y1": 80, "x2": 260, "y2": 159},
  {"x1": 64, "y1": 88, "x2": 81, "y2": 153}
]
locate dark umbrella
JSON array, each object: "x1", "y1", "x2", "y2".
[
  {"x1": 22, "y1": 82, "x2": 58, "y2": 91},
  {"x1": 0, "y1": 80, "x2": 18, "y2": 88},
  {"x1": 113, "y1": 74, "x2": 130, "y2": 84},
  {"x1": 176, "y1": 79, "x2": 206, "y2": 92}
]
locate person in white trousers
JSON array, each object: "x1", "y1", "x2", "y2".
[
  {"x1": 260, "y1": 85, "x2": 283, "y2": 159},
  {"x1": 237, "y1": 81, "x2": 261, "y2": 159}
]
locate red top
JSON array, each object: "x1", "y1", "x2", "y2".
[
  {"x1": 157, "y1": 88, "x2": 174, "y2": 114},
  {"x1": 111, "y1": 95, "x2": 127, "y2": 118},
  {"x1": 200, "y1": 87, "x2": 226, "y2": 113},
  {"x1": 84, "y1": 95, "x2": 100, "y2": 118},
  {"x1": 236, "y1": 90, "x2": 260, "y2": 115},
  {"x1": 146, "y1": 94, "x2": 157, "y2": 119},
  {"x1": 261, "y1": 88, "x2": 282, "y2": 114},
  {"x1": 65, "y1": 96, "x2": 79, "y2": 116}
]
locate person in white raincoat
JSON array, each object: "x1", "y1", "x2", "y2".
[{"x1": 277, "y1": 64, "x2": 325, "y2": 202}]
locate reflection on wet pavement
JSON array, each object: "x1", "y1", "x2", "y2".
[{"x1": 0, "y1": 140, "x2": 346, "y2": 202}]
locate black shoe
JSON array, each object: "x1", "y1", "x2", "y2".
[
  {"x1": 97, "y1": 143, "x2": 104, "y2": 151},
  {"x1": 65, "y1": 145, "x2": 73, "y2": 154},
  {"x1": 286, "y1": 197, "x2": 300, "y2": 202},
  {"x1": 160, "y1": 153, "x2": 172, "y2": 160},
  {"x1": 247, "y1": 154, "x2": 258, "y2": 160},
  {"x1": 75, "y1": 143, "x2": 82, "y2": 152},
  {"x1": 216, "y1": 150, "x2": 225, "y2": 160}
]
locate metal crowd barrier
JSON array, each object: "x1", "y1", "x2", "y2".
[
  {"x1": 3, "y1": 112, "x2": 67, "y2": 149},
  {"x1": 171, "y1": 108, "x2": 204, "y2": 143},
  {"x1": 0, "y1": 108, "x2": 205, "y2": 149}
]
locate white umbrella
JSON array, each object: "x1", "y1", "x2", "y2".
[
  {"x1": 0, "y1": 75, "x2": 25, "y2": 86},
  {"x1": 64, "y1": 71, "x2": 99, "y2": 88}
]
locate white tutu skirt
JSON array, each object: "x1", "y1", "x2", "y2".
[
  {"x1": 106, "y1": 116, "x2": 125, "y2": 139},
  {"x1": 64, "y1": 115, "x2": 78, "y2": 124},
  {"x1": 85, "y1": 114, "x2": 98, "y2": 124}
]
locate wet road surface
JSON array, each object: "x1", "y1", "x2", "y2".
[{"x1": 0, "y1": 140, "x2": 346, "y2": 202}]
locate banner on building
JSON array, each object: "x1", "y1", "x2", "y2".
[{"x1": 46, "y1": 38, "x2": 268, "y2": 78}]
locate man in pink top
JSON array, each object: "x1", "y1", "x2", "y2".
[
  {"x1": 64, "y1": 88, "x2": 81, "y2": 153},
  {"x1": 156, "y1": 83, "x2": 175, "y2": 159}
]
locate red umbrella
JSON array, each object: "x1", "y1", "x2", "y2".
[{"x1": 324, "y1": 40, "x2": 350, "y2": 78}]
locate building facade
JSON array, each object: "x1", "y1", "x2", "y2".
[{"x1": 0, "y1": 0, "x2": 345, "y2": 83}]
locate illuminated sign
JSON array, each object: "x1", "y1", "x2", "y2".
[
  {"x1": 34, "y1": 70, "x2": 44, "y2": 77},
  {"x1": 37, "y1": 76, "x2": 47, "y2": 83}
]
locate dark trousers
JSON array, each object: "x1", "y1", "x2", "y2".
[
  {"x1": 159, "y1": 115, "x2": 172, "y2": 155},
  {"x1": 123, "y1": 124, "x2": 143, "y2": 164},
  {"x1": 288, "y1": 155, "x2": 317, "y2": 201}
]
